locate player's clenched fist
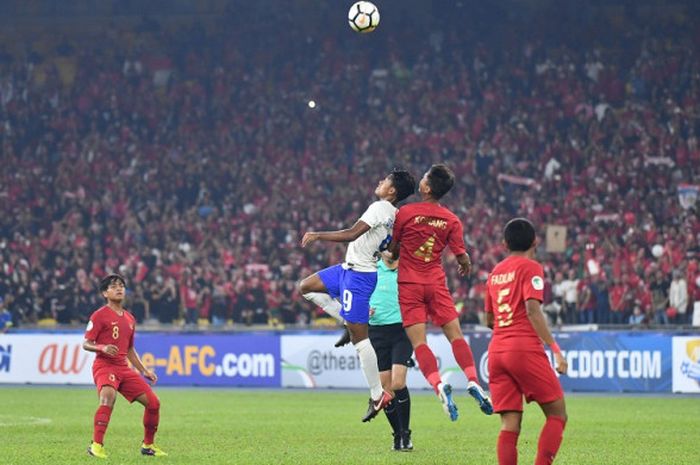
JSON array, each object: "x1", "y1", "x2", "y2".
[{"x1": 301, "y1": 232, "x2": 319, "y2": 247}]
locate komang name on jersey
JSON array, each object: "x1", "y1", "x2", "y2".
[{"x1": 393, "y1": 202, "x2": 466, "y2": 284}]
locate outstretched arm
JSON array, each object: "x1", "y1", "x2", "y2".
[{"x1": 301, "y1": 220, "x2": 370, "y2": 247}]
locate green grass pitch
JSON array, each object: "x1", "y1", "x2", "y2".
[{"x1": 1, "y1": 387, "x2": 698, "y2": 464}]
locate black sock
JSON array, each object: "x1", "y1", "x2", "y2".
[
  {"x1": 383, "y1": 399, "x2": 401, "y2": 434},
  {"x1": 394, "y1": 387, "x2": 411, "y2": 432}
]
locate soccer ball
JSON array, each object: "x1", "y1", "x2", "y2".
[{"x1": 348, "y1": 1, "x2": 380, "y2": 33}]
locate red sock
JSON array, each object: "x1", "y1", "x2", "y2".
[
  {"x1": 93, "y1": 405, "x2": 113, "y2": 445},
  {"x1": 535, "y1": 416, "x2": 566, "y2": 465},
  {"x1": 451, "y1": 338, "x2": 478, "y2": 382},
  {"x1": 497, "y1": 430, "x2": 519, "y2": 465},
  {"x1": 143, "y1": 394, "x2": 161, "y2": 444},
  {"x1": 414, "y1": 344, "x2": 442, "y2": 394}
]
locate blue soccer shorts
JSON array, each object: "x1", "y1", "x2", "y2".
[{"x1": 317, "y1": 264, "x2": 377, "y2": 324}]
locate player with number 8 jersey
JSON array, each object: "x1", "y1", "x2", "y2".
[
  {"x1": 87, "y1": 303, "x2": 136, "y2": 368},
  {"x1": 83, "y1": 274, "x2": 167, "y2": 459}
]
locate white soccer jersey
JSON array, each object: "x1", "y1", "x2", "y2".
[{"x1": 344, "y1": 200, "x2": 396, "y2": 272}]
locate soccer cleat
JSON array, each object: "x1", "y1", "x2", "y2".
[
  {"x1": 438, "y1": 382, "x2": 459, "y2": 421},
  {"x1": 400, "y1": 429, "x2": 413, "y2": 451},
  {"x1": 361, "y1": 390, "x2": 393, "y2": 422},
  {"x1": 392, "y1": 432, "x2": 402, "y2": 451},
  {"x1": 467, "y1": 380, "x2": 494, "y2": 415},
  {"x1": 334, "y1": 326, "x2": 351, "y2": 348},
  {"x1": 87, "y1": 442, "x2": 108, "y2": 459},
  {"x1": 141, "y1": 443, "x2": 168, "y2": 457}
]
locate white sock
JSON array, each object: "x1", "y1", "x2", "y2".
[
  {"x1": 302, "y1": 292, "x2": 343, "y2": 322},
  {"x1": 354, "y1": 338, "x2": 383, "y2": 401}
]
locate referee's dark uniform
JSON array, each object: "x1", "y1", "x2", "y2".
[{"x1": 368, "y1": 259, "x2": 414, "y2": 451}]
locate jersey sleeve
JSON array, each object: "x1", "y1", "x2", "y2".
[
  {"x1": 522, "y1": 262, "x2": 545, "y2": 302},
  {"x1": 484, "y1": 280, "x2": 493, "y2": 314},
  {"x1": 84, "y1": 313, "x2": 102, "y2": 341},
  {"x1": 359, "y1": 201, "x2": 389, "y2": 228},
  {"x1": 446, "y1": 215, "x2": 467, "y2": 256}
]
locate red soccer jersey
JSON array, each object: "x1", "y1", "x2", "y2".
[
  {"x1": 485, "y1": 255, "x2": 545, "y2": 352},
  {"x1": 393, "y1": 202, "x2": 466, "y2": 284},
  {"x1": 84, "y1": 305, "x2": 136, "y2": 367}
]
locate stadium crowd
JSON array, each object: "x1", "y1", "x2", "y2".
[{"x1": 1, "y1": 3, "x2": 699, "y2": 330}]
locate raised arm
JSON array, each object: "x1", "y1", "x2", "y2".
[{"x1": 301, "y1": 220, "x2": 370, "y2": 247}]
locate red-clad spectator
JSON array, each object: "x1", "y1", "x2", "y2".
[
  {"x1": 608, "y1": 279, "x2": 628, "y2": 325},
  {"x1": 0, "y1": 4, "x2": 698, "y2": 329}
]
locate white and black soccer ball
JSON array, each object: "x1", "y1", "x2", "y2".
[{"x1": 348, "y1": 1, "x2": 380, "y2": 33}]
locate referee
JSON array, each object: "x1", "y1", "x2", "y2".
[{"x1": 362, "y1": 255, "x2": 414, "y2": 451}]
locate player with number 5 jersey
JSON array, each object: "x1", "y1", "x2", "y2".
[
  {"x1": 388, "y1": 164, "x2": 493, "y2": 421},
  {"x1": 485, "y1": 218, "x2": 568, "y2": 465}
]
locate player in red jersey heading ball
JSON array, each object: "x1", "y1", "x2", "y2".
[
  {"x1": 485, "y1": 218, "x2": 568, "y2": 465},
  {"x1": 387, "y1": 164, "x2": 493, "y2": 421},
  {"x1": 83, "y1": 274, "x2": 167, "y2": 459}
]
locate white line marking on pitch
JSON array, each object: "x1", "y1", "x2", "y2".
[{"x1": 0, "y1": 415, "x2": 52, "y2": 427}]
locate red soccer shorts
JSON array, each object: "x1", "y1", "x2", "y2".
[
  {"x1": 398, "y1": 282, "x2": 458, "y2": 327},
  {"x1": 93, "y1": 363, "x2": 152, "y2": 402},
  {"x1": 488, "y1": 350, "x2": 564, "y2": 413}
]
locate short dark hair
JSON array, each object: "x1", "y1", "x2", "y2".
[
  {"x1": 426, "y1": 164, "x2": 455, "y2": 200},
  {"x1": 389, "y1": 168, "x2": 417, "y2": 202},
  {"x1": 504, "y1": 218, "x2": 536, "y2": 252},
  {"x1": 99, "y1": 274, "x2": 127, "y2": 293}
]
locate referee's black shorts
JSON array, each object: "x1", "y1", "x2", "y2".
[{"x1": 368, "y1": 322, "x2": 413, "y2": 372}]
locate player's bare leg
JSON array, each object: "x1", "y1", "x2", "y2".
[
  {"x1": 134, "y1": 390, "x2": 167, "y2": 457},
  {"x1": 88, "y1": 386, "x2": 117, "y2": 458},
  {"x1": 536, "y1": 398, "x2": 567, "y2": 465},
  {"x1": 405, "y1": 323, "x2": 458, "y2": 421},
  {"x1": 442, "y1": 318, "x2": 493, "y2": 414},
  {"x1": 498, "y1": 411, "x2": 523, "y2": 465},
  {"x1": 299, "y1": 274, "x2": 345, "y2": 323},
  {"x1": 349, "y1": 322, "x2": 393, "y2": 422}
]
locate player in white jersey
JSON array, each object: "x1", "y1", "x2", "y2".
[{"x1": 299, "y1": 168, "x2": 416, "y2": 422}]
